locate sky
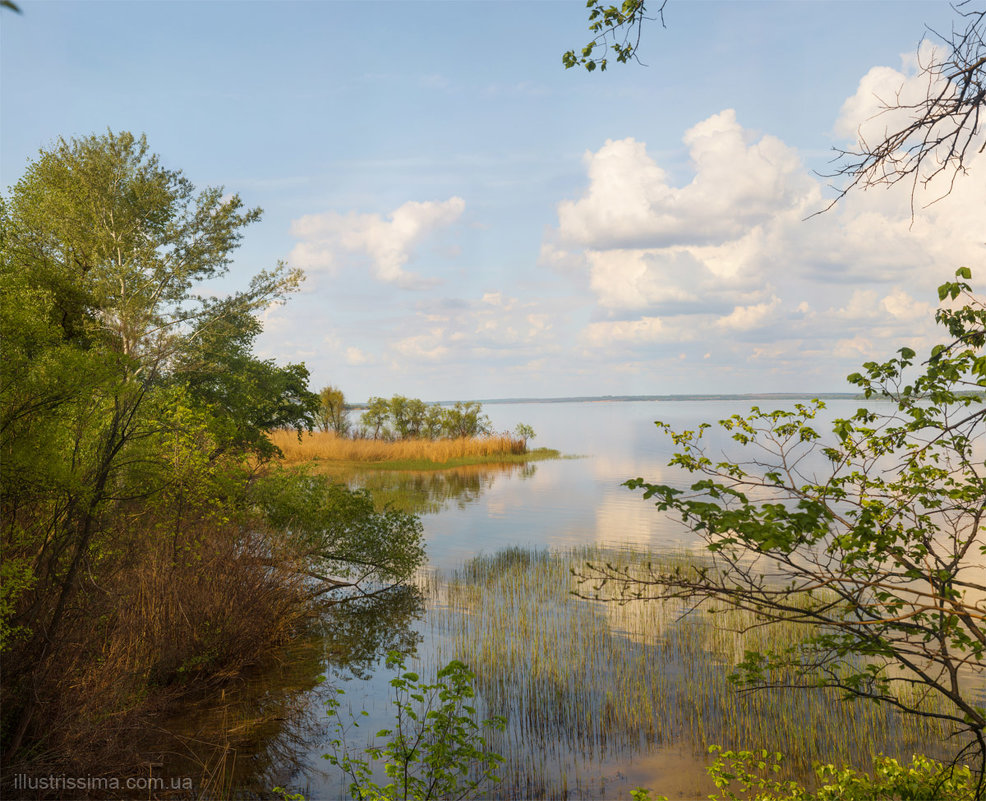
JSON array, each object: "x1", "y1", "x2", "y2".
[{"x1": 3, "y1": 0, "x2": 984, "y2": 402}]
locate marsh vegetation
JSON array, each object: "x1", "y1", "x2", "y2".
[{"x1": 408, "y1": 546, "x2": 960, "y2": 799}]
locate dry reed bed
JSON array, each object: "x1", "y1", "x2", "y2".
[
  {"x1": 414, "y1": 546, "x2": 959, "y2": 799},
  {"x1": 269, "y1": 430, "x2": 526, "y2": 464}
]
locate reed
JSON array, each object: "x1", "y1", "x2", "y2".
[
  {"x1": 412, "y1": 546, "x2": 965, "y2": 799},
  {"x1": 269, "y1": 430, "x2": 530, "y2": 465}
]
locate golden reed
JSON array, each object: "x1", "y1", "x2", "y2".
[{"x1": 269, "y1": 430, "x2": 527, "y2": 464}]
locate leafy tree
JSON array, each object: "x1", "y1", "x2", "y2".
[
  {"x1": 0, "y1": 132, "x2": 425, "y2": 764},
  {"x1": 362, "y1": 396, "x2": 391, "y2": 439},
  {"x1": 254, "y1": 472, "x2": 424, "y2": 600},
  {"x1": 404, "y1": 397, "x2": 428, "y2": 439},
  {"x1": 578, "y1": 270, "x2": 986, "y2": 792},
  {"x1": 389, "y1": 395, "x2": 411, "y2": 439},
  {"x1": 514, "y1": 423, "x2": 536, "y2": 449},
  {"x1": 423, "y1": 405, "x2": 445, "y2": 440},
  {"x1": 441, "y1": 402, "x2": 491, "y2": 439},
  {"x1": 324, "y1": 652, "x2": 505, "y2": 801},
  {"x1": 317, "y1": 384, "x2": 350, "y2": 436},
  {"x1": 1, "y1": 132, "x2": 301, "y2": 655}
]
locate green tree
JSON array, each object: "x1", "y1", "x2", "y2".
[
  {"x1": 514, "y1": 423, "x2": 536, "y2": 450},
  {"x1": 0, "y1": 132, "x2": 425, "y2": 764},
  {"x1": 423, "y1": 405, "x2": 445, "y2": 440},
  {"x1": 389, "y1": 395, "x2": 411, "y2": 439},
  {"x1": 317, "y1": 384, "x2": 350, "y2": 436},
  {"x1": 579, "y1": 270, "x2": 986, "y2": 791},
  {"x1": 441, "y1": 402, "x2": 491, "y2": 439},
  {"x1": 324, "y1": 652, "x2": 505, "y2": 801},
  {"x1": 362, "y1": 396, "x2": 391, "y2": 439},
  {"x1": 1, "y1": 131, "x2": 301, "y2": 651},
  {"x1": 404, "y1": 397, "x2": 428, "y2": 439},
  {"x1": 563, "y1": 0, "x2": 660, "y2": 73}
]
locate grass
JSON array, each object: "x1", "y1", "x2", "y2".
[
  {"x1": 269, "y1": 430, "x2": 560, "y2": 470},
  {"x1": 411, "y1": 546, "x2": 963, "y2": 799}
]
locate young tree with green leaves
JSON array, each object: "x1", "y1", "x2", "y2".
[
  {"x1": 323, "y1": 652, "x2": 505, "y2": 801},
  {"x1": 317, "y1": 385, "x2": 350, "y2": 435},
  {"x1": 0, "y1": 132, "x2": 424, "y2": 768},
  {"x1": 362, "y1": 396, "x2": 391, "y2": 439},
  {"x1": 441, "y1": 402, "x2": 492, "y2": 439},
  {"x1": 578, "y1": 270, "x2": 986, "y2": 793}
]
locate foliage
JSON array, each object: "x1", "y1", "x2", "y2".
[
  {"x1": 577, "y1": 271, "x2": 986, "y2": 791},
  {"x1": 317, "y1": 384, "x2": 351, "y2": 436},
  {"x1": 359, "y1": 397, "x2": 492, "y2": 442},
  {"x1": 0, "y1": 132, "x2": 424, "y2": 770},
  {"x1": 514, "y1": 422, "x2": 536, "y2": 445},
  {"x1": 563, "y1": 0, "x2": 666, "y2": 72},
  {"x1": 439, "y1": 401, "x2": 491, "y2": 439},
  {"x1": 703, "y1": 747, "x2": 977, "y2": 801},
  {"x1": 324, "y1": 652, "x2": 506, "y2": 801},
  {"x1": 627, "y1": 748, "x2": 976, "y2": 800},
  {"x1": 362, "y1": 396, "x2": 391, "y2": 439},
  {"x1": 253, "y1": 469, "x2": 425, "y2": 597}
]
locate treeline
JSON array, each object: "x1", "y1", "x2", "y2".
[
  {"x1": 315, "y1": 388, "x2": 535, "y2": 444},
  {"x1": 0, "y1": 133, "x2": 423, "y2": 787}
]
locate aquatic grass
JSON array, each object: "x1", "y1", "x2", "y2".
[
  {"x1": 269, "y1": 430, "x2": 557, "y2": 466},
  {"x1": 413, "y1": 546, "x2": 969, "y2": 799}
]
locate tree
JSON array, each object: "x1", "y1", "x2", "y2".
[
  {"x1": 2, "y1": 131, "x2": 302, "y2": 649},
  {"x1": 317, "y1": 385, "x2": 350, "y2": 436},
  {"x1": 423, "y1": 405, "x2": 445, "y2": 440},
  {"x1": 0, "y1": 132, "x2": 424, "y2": 766},
  {"x1": 514, "y1": 423, "x2": 536, "y2": 450},
  {"x1": 441, "y1": 402, "x2": 491, "y2": 439},
  {"x1": 253, "y1": 472, "x2": 424, "y2": 600},
  {"x1": 323, "y1": 652, "x2": 505, "y2": 801},
  {"x1": 578, "y1": 270, "x2": 986, "y2": 793},
  {"x1": 390, "y1": 395, "x2": 411, "y2": 439},
  {"x1": 362, "y1": 396, "x2": 391, "y2": 439},
  {"x1": 404, "y1": 397, "x2": 428, "y2": 439}
]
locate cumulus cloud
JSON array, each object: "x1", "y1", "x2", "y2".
[
  {"x1": 582, "y1": 316, "x2": 683, "y2": 348},
  {"x1": 547, "y1": 88, "x2": 984, "y2": 377},
  {"x1": 716, "y1": 296, "x2": 781, "y2": 331},
  {"x1": 289, "y1": 197, "x2": 465, "y2": 286},
  {"x1": 557, "y1": 111, "x2": 812, "y2": 250}
]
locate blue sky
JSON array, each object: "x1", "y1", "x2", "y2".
[{"x1": 3, "y1": 1, "x2": 983, "y2": 401}]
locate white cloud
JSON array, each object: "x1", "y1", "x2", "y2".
[
  {"x1": 716, "y1": 296, "x2": 781, "y2": 331},
  {"x1": 546, "y1": 97, "x2": 984, "y2": 377},
  {"x1": 289, "y1": 197, "x2": 465, "y2": 286},
  {"x1": 556, "y1": 111, "x2": 812, "y2": 251},
  {"x1": 582, "y1": 316, "x2": 689, "y2": 348},
  {"x1": 393, "y1": 330, "x2": 450, "y2": 362},
  {"x1": 881, "y1": 288, "x2": 931, "y2": 320},
  {"x1": 345, "y1": 346, "x2": 370, "y2": 365}
]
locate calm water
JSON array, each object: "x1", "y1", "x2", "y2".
[
  {"x1": 416, "y1": 398, "x2": 869, "y2": 567},
  {"x1": 165, "y1": 398, "x2": 976, "y2": 800}
]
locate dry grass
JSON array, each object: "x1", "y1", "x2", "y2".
[
  {"x1": 270, "y1": 430, "x2": 527, "y2": 465},
  {"x1": 1, "y1": 510, "x2": 310, "y2": 797}
]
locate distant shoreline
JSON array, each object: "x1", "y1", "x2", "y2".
[{"x1": 348, "y1": 393, "x2": 866, "y2": 409}]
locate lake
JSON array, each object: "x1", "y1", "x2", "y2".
[{"x1": 160, "y1": 398, "x2": 974, "y2": 800}]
